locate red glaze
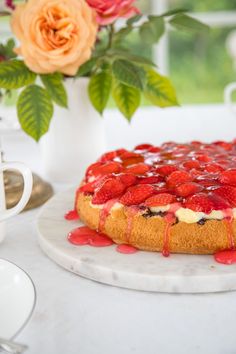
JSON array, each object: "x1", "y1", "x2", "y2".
[
  {"x1": 222, "y1": 210, "x2": 235, "y2": 250},
  {"x1": 64, "y1": 210, "x2": 80, "y2": 221},
  {"x1": 99, "y1": 198, "x2": 119, "y2": 233},
  {"x1": 162, "y1": 210, "x2": 178, "y2": 257},
  {"x1": 214, "y1": 250, "x2": 236, "y2": 265},
  {"x1": 68, "y1": 226, "x2": 113, "y2": 247},
  {"x1": 125, "y1": 206, "x2": 139, "y2": 242},
  {"x1": 116, "y1": 244, "x2": 139, "y2": 254}
]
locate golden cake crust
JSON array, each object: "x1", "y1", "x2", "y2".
[{"x1": 76, "y1": 193, "x2": 236, "y2": 255}]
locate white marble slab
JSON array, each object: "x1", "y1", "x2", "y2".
[{"x1": 36, "y1": 189, "x2": 236, "y2": 293}]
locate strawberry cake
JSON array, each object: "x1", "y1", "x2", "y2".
[{"x1": 75, "y1": 141, "x2": 236, "y2": 256}]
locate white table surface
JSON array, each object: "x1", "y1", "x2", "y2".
[{"x1": 1, "y1": 104, "x2": 236, "y2": 354}]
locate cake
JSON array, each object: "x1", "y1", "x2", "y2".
[{"x1": 75, "y1": 140, "x2": 236, "y2": 256}]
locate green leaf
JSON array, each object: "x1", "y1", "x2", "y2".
[
  {"x1": 139, "y1": 17, "x2": 165, "y2": 45},
  {"x1": 113, "y1": 27, "x2": 133, "y2": 44},
  {"x1": 144, "y1": 69, "x2": 179, "y2": 108},
  {"x1": 0, "y1": 39, "x2": 17, "y2": 60},
  {"x1": 0, "y1": 60, "x2": 36, "y2": 89},
  {"x1": 159, "y1": 8, "x2": 188, "y2": 17},
  {"x1": 88, "y1": 71, "x2": 112, "y2": 114},
  {"x1": 127, "y1": 14, "x2": 142, "y2": 25},
  {"x1": 40, "y1": 73, "x2": 67, "y2": 108},
  {"x1": 17, "y1": 85, "x2": 54, "y2": 141},
  {"x1": 121, "y1": 53, "x2": 156, "y2": 67},
  {"x1": 112, "y1": 59, "x2": 145, "y2": 90},
  {"x1": 169, "y1": 14, "x2": 209, "y2": 33},
  {"x1": 76, "y1": 57, "x2": 97, "y2": 77},
  {"x1": 112, "y1": 79, "x2": 140, "y2": 121},
  {"x1": 108, "y1": 50, "x2": 156, "y2": 67}
]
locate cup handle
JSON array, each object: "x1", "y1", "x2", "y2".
[
  {"x1": 0, "y1": 162, "x2": 33, "y2": 222},
  {"x1": 224, "y1": 83, "x2": 236, "y2": 115}
]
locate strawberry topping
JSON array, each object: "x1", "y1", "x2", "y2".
[
  {"x1": 175, "y1": 182, "x2": 203, "y2": 197},
  {"x1": 79, "y1": 140, "x2": 236, "y2": 215},
  {"x1": 184, "y1": 193, "x2": 214, "y2": 214},
  {"x1": 214, "y1": 186, "x2": 236, "y2": 207},
  {"x1": 167, "y1": 171, "x2": 192, "y2": 187},
  {"x1": 92, "y1": 177, "x2": 125, "y2": 204},
  {"x1": 219, "y1": 170, "x2": 236, "y2": 186},
  {"x1": 125, "y1": 163, "x2": 150, "y2": 175},
  {"x1": 145, "y1": 193, "x2": 176, "y2": 207},
  {"x1": 119, "y1": 184, "x2": 156, "y2": 206}
]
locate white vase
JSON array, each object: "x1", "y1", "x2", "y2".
[{"x1": 40, "y1": 78, "x2": 107, "y2": 184}]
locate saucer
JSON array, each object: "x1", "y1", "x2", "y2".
[{"x1": 0, "y1": 259, "x2": 36, "y2": 339}]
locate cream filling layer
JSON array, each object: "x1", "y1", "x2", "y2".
[{"x1": 89, "y1": 201, "x2": 236, "y2": 224}]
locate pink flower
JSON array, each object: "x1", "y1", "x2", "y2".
[
  {"x1": 5, "y1": 0, "x2": 15, "y2": 10},
  {"x1": 87, "y1": 0, "x2": 140, "y2": 25},
  {"x1": 0, "y1": 0, "x2": 14, "y2": 12}
]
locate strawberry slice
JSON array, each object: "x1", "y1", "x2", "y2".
[
  {"x1": 175, "y1": 182, "x2": 204, "y2": 197},
  {"x1": 86, "y1": 162, "x2": 102, "y2": 178},
  {"x1": 213, "y1": 141, "x2": 232, "y2": 151},
  {"x1": 138, "y1": 176, "x2": 163, "y2": 184},
  {"x1": 214, "y1": 186, "x2": 236, "y2": 207},
  {"x1": 218, "y1": 170, "x2": 236, "y2": 186},
  {"x1": 80, "y1": 175, "x2": 112, "y2": 193},
  {"x1": 208, "y1": 193, "x2": 231, "y2": 210},
  {"x1": 79, "y1": 181, "x2": 96, "y2": 193},
  {"x1": 167, "y1": 170, "x2": 192, "y2": 187},
  {"x1": 148, "y1": 146, "x2": 161, "y2": 153},
  {"x1": 99, "y1": 149, "x2": 126, "y2": 162},
  {"x1": 120, "y1": 151, "x2": 142, "y2": 160},
  {"x1": 119, "y1": 184, "x2": 155, "y2": 206},
  {"x1": 125, "y1": 163, "x2": 150, "y2": 175},
  {"x1": 134, "y1": 144, "x2": 153, "y2": 151},
  {"x1": 90, "y1": 161, "x2": 122, "y2": 177},
  {"x1": 118, "y1": 173, "x2": 137, "y2": 187},
  {"x1": 204, "y1": 164, "x2": 224, "y2": 173},
  {"x1": 183, "y1": 160, "x2": 201, "y2": 170},
  {"x1": 92, "y1": 178, "x2": 125, "y2": 204},
  {"x1": 184, "y1": 193, "x2": 214, "y2": 214},
  {"x1": 196, "y1": 154, "x2": 212, "y2": 162},
  {"x1": 144, "y1": 193, "x2": 176, "y2": 207},
  {"x1": 156, "y1": 165, "x2": 178, "y2": 176}
]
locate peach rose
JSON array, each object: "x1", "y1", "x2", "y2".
[
  {"x1": 11, "y1": 0, "x2": 98, "y2": 76},
  {"x1": 87, "y1": 0, "x2": 140, "y2": 25}
]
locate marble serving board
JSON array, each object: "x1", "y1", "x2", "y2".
[{"x1": 37, "y1": 189, "x2": 236, "y2": 293}]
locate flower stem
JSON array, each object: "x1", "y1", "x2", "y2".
[{"x1": 107, "y1": 24, "x2": 115, "y2": 50}]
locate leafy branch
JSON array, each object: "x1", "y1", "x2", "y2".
[{"x1": 0, "y1": 8, "x2": 209, "y2": 141}]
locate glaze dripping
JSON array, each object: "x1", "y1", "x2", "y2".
[{"x1": 64, "y1": 209, "x2": 80, "y2": 221}]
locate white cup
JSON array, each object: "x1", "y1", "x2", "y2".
[
  {"x1": 0, "y1": 154, "x2": 33, "y2": 243},
  {"x1": 224, "y1": 82, "x2": 236, "y2": 115}
]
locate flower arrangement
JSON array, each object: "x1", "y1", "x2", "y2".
[{"x1": 0, "y1": 0, "x2": 208, "y2": 141}]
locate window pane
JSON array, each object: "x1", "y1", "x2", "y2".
[
  {"x1": 169, "y1": 27, "x2": 235, "y2": 104},
  {"x1": 169, "y1": 0, "x2": 236, "y2": 12},
  {"x1": 137, "y1": 0, "x2": 151, "y2": 14}
]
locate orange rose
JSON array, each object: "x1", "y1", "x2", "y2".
[{"x1": 11, "y1": 0, "x2": 98, "y2": 76}]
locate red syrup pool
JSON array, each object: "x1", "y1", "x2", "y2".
[
  {"x1": 68, "y1": 226, "x2": 114, "y2": 247},
  {"x1": 64, "y1": 210, "x2": 80, "y2": 221},
  {"x1": 116, "y1": 244, "x2": 138, "y2": 254},
  {"x1": 214, "y1": 250, "x2": 236, "y2": 265}
]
